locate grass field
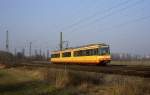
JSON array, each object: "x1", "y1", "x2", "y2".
[
  {"x1": 0, "y1": 68, "x2": 57, "y2": 95},
  {"x1": 0, "y1": 67, "x2": 150, "y2": 95}
]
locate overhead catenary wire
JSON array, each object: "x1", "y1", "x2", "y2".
[
  {"x1": 55, "y1": 0, "x2": 101, "y2": 31},
  {"x1": 96, "y1": 15, "x2": 150, "y2": 32},
  {"x1": 87, "y1": 0, "x2": 146, "y2": 26},
  {"x1": 113, "y1": 15, "x2": 150, "y2": 27},
  {"x1": 59, "y1": 0, "x2": 132, "y2": 32},
  {"x1": 69, "y1": 0, "x2": 146, "y2": 33}
]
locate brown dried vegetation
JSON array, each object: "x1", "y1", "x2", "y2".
[{"x1": 0, "y1": 67, "x2": 150, "y2": 95}]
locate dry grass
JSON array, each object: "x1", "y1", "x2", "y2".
[
  {"x1": 44, "y1": 68, "x2": 104, "y2": 87},
  {"x1": 43, "y1": 68, "x2": 150, "y2": 95},
  {"x1": 0, "y1": 67, "x2": 150, "y2": 95},
  {"x1": 0, "y1": 67, "x2": 56, "y2": 95},
  {"x1": 111, "y1": 60, "x2": 150, "y2": 66},
  {"x1": 55, "y1": 71, "x2": 70, "y2": 88},
  {"x1": 104, "y1": 77, "x2": 150, "y2": 95}
]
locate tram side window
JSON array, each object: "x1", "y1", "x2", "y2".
[
  {"x1": 86, "y1": 50, "x2": 90, "y2": 56},
  {"x1": 89, "y1": 49, "x2": 93, "y2": 55},
  {"x1": 74, "y1": 51, "x2": 78, "y2": 56},
  {"x1": 51, "y1": 53, "x2": 60, "y2": 58},
  {"x1": 86, "y1": 49, "x2": 98, "y2": 56},
  {"x1": 74, "y1": 48, "x2": 98, "y2": 56},
  {"x1": 81, "y1": 50, "x2": 86, "y2": 56},
  {"x1": 93, "y1": 48, "x2": 98, "y2": 55},
  {"x1": 74, "y1": 50, "x2": 82, "y2": 56},
  {"x1": 74, "y1": 51, "x2": 80, "y2": 56},
  {"x1": 62, "y1": 52, "x2": 71, "y2": 57}
]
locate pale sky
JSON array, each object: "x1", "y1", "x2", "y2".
[{"x1": 0, "y1": 0, "x2": 150, "y2": 55}]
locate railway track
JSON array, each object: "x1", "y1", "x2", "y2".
[{"x1": 8, "y1": 62, "x2": 150, "y2": 78}]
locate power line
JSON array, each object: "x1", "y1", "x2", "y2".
[
  {"x1": 89, "y1": 0, "x2": 145, "y2": 25},
  {"x1": 103, "y1": 15, "x2": 150, "y2": 31},
  {"x1": 86, "y1": 15, "x2": 150, "y2": 36},
  {"x1": 55, "y1": 0, "x2": 100, "y2": 31},
  {"x1": 69, "y1": 0, "x2": 145, "y2": 33},
  {"x1": 59, "y1": 0, "x2": 131, "y2": 31},
  {"x1": 115, "y1": 15, "x2": 150, "y2": 27}
]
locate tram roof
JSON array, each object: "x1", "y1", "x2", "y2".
[{"x1": 51, "y1": 43, "x2": 109, "y2": 53}]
